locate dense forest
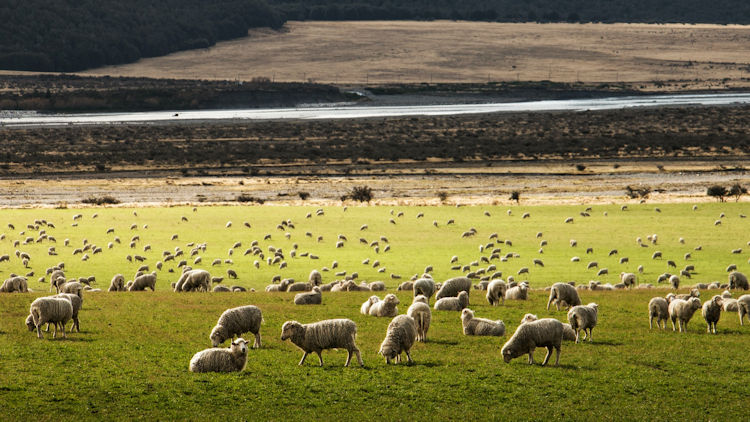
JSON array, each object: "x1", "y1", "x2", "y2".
[{"x1": 2, "y1": 0, "x2": 750, "y2": 72}]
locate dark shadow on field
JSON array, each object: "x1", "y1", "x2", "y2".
[
  {"x1": 54, "y1": 336, "x2": 95, "y2": 342},
  {"x1": 424, "y1": 339, "x2": 459, "y2": 345}
]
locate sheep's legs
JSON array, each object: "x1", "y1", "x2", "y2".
[
  {"x1": 316, "y1": 351, "x2": 324, "y2": 367},
  {"x1": 671, "y1": 318, "x2": 677, "y2": 332},
  {"x1": 649, "y1": 316, "x2": 653, "y2": 330},
  {"x1": 574, "y1": 330, "x2": 580, "y2": 344},
  {"x1": 353, "y1": 347, "x2": 363, "y2": 367},
  {"x1": 541, "y1": 346, "x2": 554, "y2": 366},
  {"x1": 345, "y1": 350, "x2": 353, "y2": 367},
  {"x1": 528, "y1": 348, "x2": 535, "y2": 364},
  {"x1": 298, "y1": 352, "x2": 308, "y2": 366},
  {"x1": 405, "y1": 350, "x2": 413, "y2": 364},
  {"x1": 253, "y1": 332, "x2": 262, "y2": 349},
  {"x1": 36, "y1": 324, "x2": 43, "y2": 339}
]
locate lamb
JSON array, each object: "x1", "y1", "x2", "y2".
[
  {"x1": 505, "y1": 284, "x2": 529, "y2": 300},
  {"x1": 546, "y1": 282, "x2": 581, "y2": 311},
  {"x1": 108, "y1": 274, "x2": 126, "y2": 292},
  {"x1": 407, "y1": 295, "x2": 431, "y2": 342},
  {"x1": 175, "y1": 269, "x2": 211, "y2": 292},
  {"x1": 520, "y1": 314, "x2": 576, "y2": 341},
  {"x1": 668, "y1": 297, "x2": 702, "y2": 332},
  {"x1": 728, "y1": 271, "x2": 749, "y2": 290},
  {"x1": 189, "y1": 338, "x2": 250, "y2": 373},
  {"x1": 0, "y1": 276, "x2": 28, "y2": 293},
  {"x1": 501, "y1": 318, "x2": 563, "y2": 366},
  {"x1": 28, "y1": 296, "x2": 73, "y2": 339},
  {"x1": 360, "y1": 296, "x2": 381, "y2": 315},
  {"x1": 210, "y1": 305, "x2": 263, "y2": 348},
  {"x1": 55, "y1": 293, "x2": 82, "y2": 332},
  {"x1": 620, "y1": 272, "x2": 637, "y2": 288},
  {"x1": 567, "y1": 303, "x2": 598, "y2": 343},
  {"x1": 280, "y1": 319, "x2": 363, "y2": 367},
  {"x1": 486, "y1": 279, "x2": 507, "y2": 306},
  {"x1": 461, "y1": 308, "x2": 505, "y2": 336},
  {"x1": 434, "y1": 291, "x2": 469, "y2": 311},
  {"x1": 648, "y1": 297, "x2": 669, "y2": 330},
  {"x1": 738, "y1": 294, "x2": 750, "y2": 325},
  {"x1": 701, "y1": 295, "x2": 724, "y2": 334},
  {"x1": 368, "y1": 293, "x2": 399, "y2": 317},
  {"x1": 129, "y1": 271, "x2": 157, "y2": 291},
  {"x1": 378, "y1": 315, "x2": 418, "y2": 364},
  {"x1": 294, "y1": 286, "x2": 322, "y2": 305},
  {"x1": 413, "y1": 278, "x2": 436, "y2": 301},
  {"x1": 435, "y1": 276, "x2": 472, "y2": 301}
]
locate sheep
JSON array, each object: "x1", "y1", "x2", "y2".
[
  {"x1": 501, "y1": 318, "x2": 563, "y2": 366},
  {"x1": 59, "y1": 281, "x2": 84, "y2": 298},
  {"x1": 175, "y1": 269, "x2": 211, "y2": 292},
  {"x1": 213, "y1": 285, "x2": 231, "y2": 292},
  {"x1": 280, "y1": 319, "x2": 363, "y2": 367},
  {"x1": 378, "y1": 315, "x2": 418, "y2": 364},
  {"x1": 413, "y1": 278, "x2": 436, "y2": 301},
  {"x1": 189, "y1": 338, "x2": 250, "y2": 373},
  {"x1": 0, "y1": 276, "x2": 28, "y2": 293},
  {"x1": 210, "y1": 305, "x2": 263, "y2": 348},
  {"x1": 486, "y1": 279, "x2": 507, "y2": 306},
  {"x1": 738, "y1": 295, "x2": 750, "y2": 325},
  {"x1": 669, "y1": 275, "x2": 680, "y2": 289},
  {"x1": 505, "y1": 284, "x2": 528, "y2": 301},
  {"x1": 434, "y1": 291, "x2": 469, "y2": 311},
  {"x1": 287, "y1": 282, "x2": 312, "y2": 292},
  {"x1": 55, "y1": 293, "x2": 82, "y2": 333},
  {"x1": 520, "y1": 313, "x2": 576, "y2": 341},
  {"x1": 726, "y1": 264, "x2": 738, "y2": 273},
  {"x1": 648, "y1": 297, "x2": 669, "y2": 330},
  {"x1": 28, "y1": 296, "x2": 73, "y2": 339},
  {"x1": 407, "y1": 295, "x2": 431, "y2": 342},
  {"x1": 434, "y1": 276, "x2": 472, "y2": 302},
  {"x1": 729, "y1": 271, "x2": 749, "y2": 290},
  {"x1": 620, "y1": 272, "x2": 637, "y2": 288},
  {"x1": 369, "y1": 293, "x2": 399, "y2": 317},
  {"x1": 587, "y1": 261, "x2": 598, "y2": 269},
  {"x1": 308, "y1": 269, "x2": 322, "y2": 286},
  {"x1": 461, "y1": 308, "x2": 505, "y2": 336},
  {"x1": 668, "y1": 297, "x2": 702, "y2": 332},
  {"x1": 294, "y1": 286, "x2": 322, "y2": 305},
  {"x1": 702, "y1": 295, "x2": 724, "y2": 334},
  {"x1": 567, "y1": 303, "x2": 598, "y2": 343},
  {"x1": 129, "y1": 271, "x2": 157, "y2": 291},
  {"x1": 108, "y1": 274, "x2": 126, "y2": 292},
  {"x1": 360, "y1": 296, "x2": 381, "y2": 315},
  {"x1": 546, "y1": 282, "x2": 581, "y2": 311},
  {"x1": 675, "y1": 289, "x2": 700, "y2": 301}
]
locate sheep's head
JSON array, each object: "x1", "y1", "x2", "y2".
[
  {"x1": 280, "y1": 321, "x2": 302, "y2": 341},
  {"x1": 665, "y1": 293, "x2": 676, "y2": 303},
  {"x1": 711, "y1": 295, "x2": 724, "y2": 307},
  {"x1": 378, "y1": 343, "x2": 398, "y2": 364},
  {"x1": 688, "y1": 297, "x2": 702, "y2": 310},
  {"x1": 385, "y1": 294, "x2": 399, "y2": 305},
  {"x1": 210, "y1": 325, "x2": 228, "y2": 347},
  {"x1": 25, "y1": 314, "x2": 35, "y2": 331},
  {"x1": 413, "y1": 295, "x2": 428, "y2": 305},
  {"x1": 690, "y1": 289, "x2": 700, "y2": 298},
  {"x1": 461, "y1": 308, "x2": 474, "y2": 321},
  {"x1": 588, "y1": 303, "x2": 599, "y2": 311},
  {"x1": 520, "y1": 313, "x2": 538, "y2": 324},
  {"x1": 231, "y1": 338, "x2": 249, "y2": 354},
  {"x1": 500, "y1": 343, "x2": 518, "y2": 363}
]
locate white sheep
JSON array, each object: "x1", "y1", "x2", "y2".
[
  {"x1": 738, "y1": 295, "x2": 750, "y2": 325},
  {"x1": 505, "y1": 284, "x2": 528, "y2": 300},
  {"x1": 129, "y1": 271, "x2": 157, "y2": 291},
  {"x1": 648, "y1": 297, "x2": 669, "y2": 330},
  {"x1": 369, "y1": 293, "x2": 400, "y2": 317},
  {"x1": 280, "y1": 319, "x2": 364, "y2": 367},
  {"x1": 59, "y1": 281, "x2": 84, "y2": 298},
  {"x1": 669, "y1": 275, "x2": 680, "y2": 289},
  {"x1": 294, "y1": 286, "x2": 322, "y2": 305},
  {"x1": 567, "y1": 303, "x2": 598, "y2": 343},
  {"x1": 0, "y1": 276, "x2": 28, "y2": 293},
  {"x1": 461, "y1": 308, "x2": 505, "y2": 336},
  {"x1": 407, "y1": 295, "x2": 431, "y2": 342},
  {"x1": 413, "y1": 278, "x2": 436, "y2": 301},
  {"x1": 434, "y1": 291, "x2": 469, "y2": 311},
  {"x1": 668, "y1": 297, "x2": 702, "y2": 332},
  {"x1": 28, "y1": 296, "x2": 73, "y2": 339},
  {"x1": 501, "y1": 318, "x2": 563, "y2": 366},
  {"x1": 210, "y1": 305, "x2": 263, "y2": 348},
  {"x1": 620, "y1": 272, "x2": 637, "y2": 288},
  {"x1": 520, "y1": 314, "x2": 576, "y2": 341},
  {"x1": 486, "y1": 279, "x2": 507, "y2": 306},
  {"x1": 722, "y1": 298, "x2": 738, "y2": 312},
  {"x1": 189, "y1": 338, "x2": 250, "y2": 373},
  {"x1": 308, "y1": 269, "x2": 322, "y2": 286},
  {"x1": 546, "y1": 282, "x2": 581, "y2": 311},
  {"x1": 729, "y1": 271, "x2": 749, "y2": 290},
  {"x1": 702, "y1": 295, "x2": 724, "y2": 334},
  {"x1": 378, "y1": 315, "x2": 418, "y2": 364},
  {"x1": 435, "y1": 276, "x2": 472, "y2": 301},
  {"x1": 175, "y1": 269, "x2": 211, "y2": 292},
  {"x1": 54, "y1": 293, "x2": 82, "y2": 333},
  {"x1": 108, "y1": 274, "x2": 126, "y2": 292},
  {"x1": 360, "y1": 295, "x2": 381, "y2": 315}
]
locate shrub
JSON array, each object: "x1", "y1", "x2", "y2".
[
  {"x1": 236, "y1": 194, "x2": 264, "y2": 204},
  {"x1": 625, "y1": 185, "x2": 651, "y2": 200},
  {"x1": 298, "y1": 192, "x2": 310, "y2": 200},
  {"x1": 437, "y1": 191, "x2": 449, "y2": 203},
  {"x1": 81, "y1": 195, "x2": 120, "y2": 205},
  {"x1": 509, "y1": 191, "x2": 520, "y2": 204},
  {"x1": 707, "y1": 185, "x2": 728, "y2": 202},
  {"x1": 347, "y1": 185, "x2": 373, "y2": 203},
  {"x1": 575, "y1": 164, "x2": 586, "y2": 171},
  {"x1": 729, "y1": 184, "x2": 747, "y2": 202}
]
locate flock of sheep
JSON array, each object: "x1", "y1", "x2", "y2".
[{"x1": 2, "y1": 204, "x2": 750, "y2": 371}]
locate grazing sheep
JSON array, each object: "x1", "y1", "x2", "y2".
[
  {"x1": 378, "y1": 315, "x2": 418, "y2": 364},
  {"x1": 287, "y1": 282, "x2": 313, "y2": 292},
  {"x1": 108, "y1": 274, "x2": 126, "y2": 292},
  {"x1": 265, "y1": 278, "x2": 293, "y2": 292},
  {"x1": 28, "y1": 296, "x2": 73, "y2": 339},
  {"x1": 587, "y1": 261, "x2": 598, "y2": 270},
  {"x1": 129, "y1": 271, "x2": 157, "y2": 291},
  {"x1": 669, "y1": 275, "x2": 680, "y2": 289},
  {"x1": 175, "y1": 269, "x2": 211, "y2": 292},
  {"x1": 434, "y1": 291, "x2": 469, "y2": 311},
  {"x1": 505, "y1": 284, "x2": 529, "y2": 300},
  {"x1": 486, "y1": 279, "x2": 507, "y2": 306},
  {"x1": 726, "y1": 264, "x2": 738, "y2": 273},
  {"x1": 567, "y1": 303, "x2": 598, "y2": 343},
  {"x1": 648, "y1": 297, "x2": 670, "y2": 330},
  {"x1": 189, "y1": 338, "x2": 250, "y2": 373},
  {"x1": 0, "y1": 276, "x2": 28, "y2": 293},
  {"x1": 308, "y1": 269, "x2": 322, "y2": 286},
  {"x1": 413, "y1": 278, "x2": 436, "y2": 301},
  {"x1": 368, "y1": 281, "x2": 386, "y2": 291},
  {"x1": 620, "y1": 272, "x2": 637, "y2": 288},
  {"x1": 280, "y1": 319, "x2": 363, "y2": 367},
  {"x1": 520, "y1": 314, "x2": 576, "y2": 341},
  {"x1": 210, "y1": 305, "x2": 263, "y2": 348},
  {"x1": 59, "y1": 281, "x2": 84, "y2": 298},
  {"x1": 294, "y1": 287, "x2": 322, "y2": 305},
  {"x1": 213, "y1": 285, "x2": 231, "y2": 292},
  {"x1": 369, "y1": 294, "x2": 400, "y2": 317},
  {"x1": 729, "y1": 271, "x2": 749, "y2": 290},
  {"x1": 226, "y1": 269, "x2": 238, "y2": 279},
  {"x1": 668, "y1": 297, "x2": 702, "y2": 332},
  {"x1": 461, "y1": 308, "x2": 505, "y2": 336},
  {"x1": 546, "y1": 283, "x2": 581, "y2": 311},
  {"x1": 55, "y1": 293, "x2": 82, "y2": 332},
  {"x1": 360, "y1": 296, "x2": 381, "y2": 315},
  {"x1": 435, "y1": 276, "x2": 472, "y2": 301},
  {"x1": 702, "y1": 295, "x2": 724, "y2": 334},
  {"x1": 738, "y1": 295, "x2": 750, "y2": 325},
  {"x1": 501, "y1": 318, "x2": 563, "y2": 366},
  {"x1": 407, "y1": 295, "x2": 431, "y2": 342}
]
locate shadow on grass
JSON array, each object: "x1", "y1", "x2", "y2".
[{"x1": 424, "y1": 339, "x2": 459, "y2": 345}]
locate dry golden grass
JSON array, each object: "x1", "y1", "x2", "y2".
[{"x1": 82, "y1": 21, "x2": 750, "y2": 88}]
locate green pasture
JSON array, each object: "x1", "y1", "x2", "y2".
[{"x1": 1, "y1": 203, "x2": 750, "y2": 420}]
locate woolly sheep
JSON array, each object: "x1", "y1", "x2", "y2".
[
  {"x1": 620, "y1": 272, "x2": 637, "y2": 288},
  {"x1": 668, "y1": 297, "x2": 702, "y2": 332},
  {"x1": 0, "y1": 276, "x2": 28, "y2": 293},
  {"x1": 59, "y1": 281, "x2": 84, "y2": 298},
  {"x1": 28, "y1": 296, "x2": 73, "y2": 339},
  {"x1": 210, "y1": 305, "x2": 263, "y2": 348},
  {"x1": 369, "y1": 293, "x2": 399, "y2": 317},
  {"x1": 413, "y1": 278, "x2": 436, "y2": 301},
  {"x1": 280, "y1": 319, "x2": 363, "y2": 367},
  {"x1": 265, "y1": 278, "x2": 293, "y2": 292},
  {"x1": 505, "y1": 284, "x2": 529, "y2": 300},
  {"x1": 435, "y1": 277, "x2": 472, "y2": 301},
  {"x1": 434, "y1": 291, "x2": 469, "y2": 311},
  {"x1": 501, "y1": 318, "x2": 563, "y2": 366},
  {"x1": 520, "y1": 314, "x2": 576, "y2": 341},
  {"x1": 308, "y1": 269, "x2": 322, "y2": 286},
  {"x1": 55, "y1": 293, "x2": 82, "y2": 333},
  {"x1": 648, "y1": 297, "x2": 669, "y2": 330},
  {"x1": 189, "y1": 338, "x2": 250, "y2": 373},
  {"x1": 360, "y1": 296, "x2": 380, "y2": 315},
  {"x1": 567, "y1": 303, "x2": 598, "y2": 343},
  {"x1": 175, "y1": 269, "x2": 211, "y2": 292},
  {"x1": 213, "y1": 285, "x2": 231, "y2": 292},
  {"x1": 675, "y1": 289, "x2": 700, "y2": 301},
  {"x1": 461, "y1": 308, "x2": 505, "y2": 336},
  {"x1": 729, "y1": 271, "x2": 749, "y2": 290},
  {"x1": 397, "y1": 281, "x2": 414, "y2": 291},
  {"x1": 368, "y1": 281, "x2": 386, "y2": 291},
  {"x1": 294, "y1": 286, "x2": 322, "y2": 305},
  {"x1": 378, "y1": 315, "x2": 418, "y2": 364},
  {"x1": 702, "y1": 295, "x2": 724, "y2": 334},
  {"x1": 287, "y1": 282, "x2": 313, "y2": 292},
  {"x1": 108, "y1": 274, "x2": 126, "y2": 292},
  {"x1": 547, "y1": 283, "x2": 581, "y2": 311},
  {"x1": 407, "y1": 295, "x2": 431, "y2": 342},
  {"x1": 738, "y1": 295, "x2": 750, "y2": 325},
  {"x1": 486, "y1": 279, "x2": 507, "y2": 306},
  {"x1": 669, "y1": 275, "x2": 680, "y2": 289},
  {"x1": 129, "y1": 271, "x2": 157, "y2": 291}
]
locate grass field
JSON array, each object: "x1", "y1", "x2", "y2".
[{"x1": 1, "y1": 203, "x2": 750, "y2": 420}]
